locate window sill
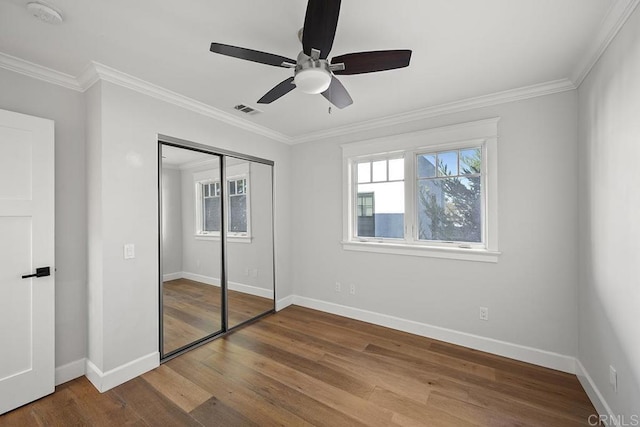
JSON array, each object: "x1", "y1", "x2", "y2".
[
  {"x1": 195, "y1": 234, "x2": 253, "y2": 243},
  {"x1": 341, "y1": 240, "x2": 500, "y2": 263}
]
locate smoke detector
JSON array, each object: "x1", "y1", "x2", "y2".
[{"x1": 27, "y1": 2, "x2": 63, "y2": 24}]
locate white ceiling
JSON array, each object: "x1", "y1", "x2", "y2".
[{"x1": 0, "y1": 0, "x2": 624, "y2": 139}]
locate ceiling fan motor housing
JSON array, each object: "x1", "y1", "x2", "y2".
[{"x1": 294, "y1": 54, "x2": 332, "y2": 94}]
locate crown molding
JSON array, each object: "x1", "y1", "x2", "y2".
[
  {"x1": 572, "y1": 0, "x2": 640, "y2": 86},
  {"x1": 0, "y1": 51, "x2": 575, "y2": 146},
  {"x1": 292, "y1": 78, "x2": 577, "y2": 144},
  {"x1": 0, "y1": 53, "x2": 292, "y2": 144},
  {"x1": 0, "y1": 53, "x2": 577, "y2": 146},
  {"x1": 0, "y1": 52, "x2": 83, "y2": 92},
  {"x1": 81, "y1": 62, "x2": 293, "y2": 145}
]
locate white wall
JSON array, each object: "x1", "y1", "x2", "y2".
[
  {"x1": 86, "y1": 80, "x2": 291, "y2": 379},
  {"x1": 85, "y1": 82, "x2": 104, "y2": 370},
  {"x1": 0, "y1": 68, "x2": 87, "y2": 371},
  {"x1": 577, "y1": 4, "x2": 640, "y2": 418},
  {"x1": 161, "y1": 167, "x2": 183, "y2": 276},
  {"x1": 291, "y1": 90, "x2": 579, "y2": 358}
]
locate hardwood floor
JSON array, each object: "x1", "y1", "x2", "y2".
[
  {"x1": 2, "y1": 305, "x2": 598, "y2": 426},
  {"x1": 163, "y1": 278, "x2": 274, "y2": 353}
]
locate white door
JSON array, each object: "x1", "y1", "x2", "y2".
[{"x1": 0, "y1": 109, "x2": 55, "y2": 415}]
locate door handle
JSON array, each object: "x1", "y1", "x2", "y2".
[{"x1": 22, "y1": 267, "x2": 51, "y2": 279}]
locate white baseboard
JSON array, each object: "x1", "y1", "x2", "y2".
[
  {"x1": 181, "y1": 271, "x2": 274, "y2": 299},
  {"x1": 229, "y1": 281, "x2": 273, "y2": 299},
  {"x1": 163, "y1": 271, "x2": 183, "y2": 282},
  {"x1": 292, "y1": 296, "x2": 576, "y2": 374},
  {"x1": 55, "y1": 358, "x2": 86, "y2": 386},
  {"x1": 85, "y1": 352, "x2": 159, "y2": 393},
  {"x1": 576, "y1": 359, "x2": 617, "y2": 426},
  {"x1": 276, "y1": 295, "x2": 294, "y2": 311},
  {"x1": 182, "y1": 271, "x2": 219, "y2": 286}
]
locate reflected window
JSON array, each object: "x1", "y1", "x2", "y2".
[
  {"x1": 202, "y1": 182, "x2": 221, "y2": 232},
  {"x1": 196, "y1": 175, "x2": 250, "y2": 237},
  {"x1": 228, "y1": 178, "x2": 247, "y2": 233}
]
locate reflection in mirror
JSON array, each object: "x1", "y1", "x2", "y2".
[
  {"x1": 226, "y1": 159, "x2": 275, "y2": 328},
  {"x1": 161, "y1": 144, "x2": 223, "y2": 355}
]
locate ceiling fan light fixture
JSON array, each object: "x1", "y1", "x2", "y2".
[{"x1": 294, "y1": 68, "x2": 331, "y2": 94}]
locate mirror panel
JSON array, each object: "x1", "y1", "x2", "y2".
[
  {"x1": 161, "y1": 144, "x2": 223, "y2": 355},
  {"x1": 226, "y1": 159, "x2": 275, "y2": 328}
]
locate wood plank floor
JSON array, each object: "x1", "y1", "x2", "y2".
[
  {"x1": 2, "y1": 305, "x2": 598, "y2": 426},
  {"x1": 163, "y1": 278, "x2": 274, "y2": 353}
]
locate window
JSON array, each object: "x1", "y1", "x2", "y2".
[
  {"x1": 416, "y1": 147, "x2": 482, "y2": 243},
  {"x1": 342, "y1": 118, "x2": 499, "y2": 262},
  {"x1": 355, "y1": 157, "x2": 404, "y2": 238},
  {"x1": 195, "y1": 171, "x2": 250, "y2": 239}
]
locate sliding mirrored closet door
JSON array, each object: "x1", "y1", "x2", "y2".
[
  {"x1": 160, "y1": 145, "x2": 224, "y2": 355},
  {"x1": 159, "y1": 139, "x2": 275, "y2": 360},
  {"x1": 225, "y1": 158, "x2": 274, "y2": 329}
]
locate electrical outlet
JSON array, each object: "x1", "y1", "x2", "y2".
[
  {"x1": 335, "y1": 282, "x2": 341, "y2": 292},
  {"x1": 610, "y1": 365, "x2": 617, "y2": 393},
  {"x1": 479, "y1": 307, "x2": 489, "y2": 321},
  {"x1": 349, "y1": 284, "x2": 356, "y2": 295}
]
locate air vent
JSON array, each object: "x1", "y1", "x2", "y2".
[{"x1": 233, "y1": 104, "x2": 262, "y2": 115}]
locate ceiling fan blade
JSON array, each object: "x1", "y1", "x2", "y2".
[
  {"x1": 210, "y1": 43, "x2": 296, "y2": 68},
  {"x1": 321, "y1": 76, "x2": 353, "y2": 109},
  {"x1": 257, "y1": 77, "x2": 296, "y2": 104},
  {"x1": 302, "y1": 0, "x2": 341, "y2": 59},
  {"x1": 332, "y1": 50, "x2": 412, "y2": 75}
]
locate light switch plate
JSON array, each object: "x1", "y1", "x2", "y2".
[{"x1": 124, "y1": 244, "x2": 135, "y2": 259}]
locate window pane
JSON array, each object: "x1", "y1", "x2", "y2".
[
  {"x1": 357, "y1": 162, "x2": 371, "y2": 183},
  {"x1": 214, "y1": 182, "x2": 220, "y2": 196},
  {"x1": 237, "y1": 179, "x2": 245, "y2": 194},
  {"x1": 388, "y1": 158, "x2": 404, "y2": 181},
  {"x1": 229, "y1": 194, "x2": 247, "y2": 232},
  {"x1": 356, "y1": 182, "x2": 404, "y2": 238},
  {"x1": 437, "y1": 151, "x2": 458, "y2": 176},
  {"x1": 203, "y1": 183, "x2": 210, "y2": 198},
  {"x1": 417, "y1": 154, "x2": 436, "y2": 178},
  {"x1": 372, "y1": 160, "x2": 387, "y2": 182},
  {"x1": 203, "y1": 196, "x2": 221, "y2": 232},
  {"x1": 228, "y1": 180, "x2": 236, "y2": 195},
  {"x1": 460, "y1": 148, "x2": 481, "y2": 175},
  {"x1": 417, "y1": 176, "x2": 481, "y2": 243}
]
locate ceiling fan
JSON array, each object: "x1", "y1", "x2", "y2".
[{"x1": 209, "y1": 0, "x2": 412, "y2": 109}]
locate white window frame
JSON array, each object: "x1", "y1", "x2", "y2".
[
  {"x1": 342, "y1": 118, "x2": 500, "y2": 263},
  {"x1": 194, "y1": 163, "x2": 252, "y2": 242}
]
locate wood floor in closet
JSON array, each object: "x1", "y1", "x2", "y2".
[{"x1": 1, "y1": 305, "x2": 598, "y2": 426}]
